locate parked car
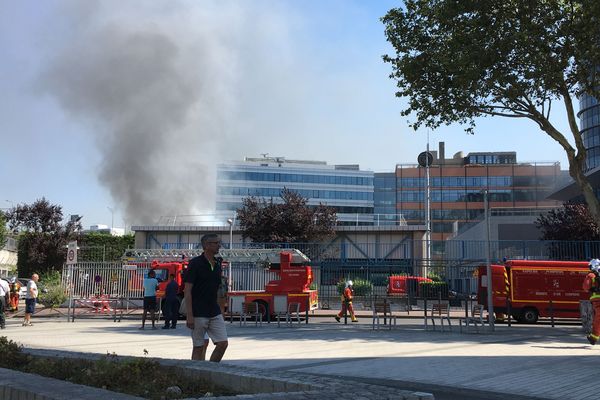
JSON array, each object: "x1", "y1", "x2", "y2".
[{"x1": 18, "y1": 278, "x2": 29, "y2": 297}]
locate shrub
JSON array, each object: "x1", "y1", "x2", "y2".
[
  {"x1": 336, "y1": 278, "x2": 373, "y2": 296},
  {"x1": 38, "y1": 270, "x2": 67, "y2": 309}
]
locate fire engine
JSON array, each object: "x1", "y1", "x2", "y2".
[
  {"x1": 477, "y1": 260, "x2": 589, "y2": 323},
  {"x1": 122, "y1": 248, "x2": 319, "y2": 319}
]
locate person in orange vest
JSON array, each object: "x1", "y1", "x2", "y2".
[
  {"x1": 583, "y1": 259, "x2": 600, "y2": 345},
  {"x1": 9, "y1": 277, "x2": 21, "y2": 312},
  {"x1": 335, "y1": 280, "x2": 358, "y2": 322}
]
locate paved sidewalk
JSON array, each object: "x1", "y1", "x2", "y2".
[{"x1": 0, "y1": 314, "x2": 596, "y2": 400}]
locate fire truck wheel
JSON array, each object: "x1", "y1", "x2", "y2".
[
  {"x1": 521, "y1": 307, "x2": 539, "y2": 324},
  {"x1": 254, "y1": 300, "x2": 269, "y2": 321}
]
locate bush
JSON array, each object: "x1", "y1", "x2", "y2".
[
  {"x1": 38, "y1": 270, "x2": 67, "y2": 309},
  {"x1": 418, "y1": 281, "x2": 449, "y2": 299},
  {"x1": 336, "y1": 278, "x2": 373, "y2": 296},
  {"x1": 0, "y1": 336, "x2": 235, "y2": 399}
]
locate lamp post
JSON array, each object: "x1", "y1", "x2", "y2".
[
  {"x1": 226, "y1": 217, "x2": 234, "y2": 292},
  {"x1": 483, "y1": 189, "x2": 495, "y2": 331}
]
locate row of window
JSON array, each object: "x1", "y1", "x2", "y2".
[
  {"x1": 216, "y1": 202, "x2": 373, "y2": 214},
  {"x1": 580, "y1": 107, "x2": 600, "y2": 131},
  {"x1": 217, "y1": 187, "x2": 373, "y2": 201},
  {"x1": 218, "y1": 171, "x2": 374, "y2": 186},
  {"x1": 396, "y1": 175, "x2": 557, "y2": 188},
  {"x1": 402, "y1": 209, "x2": 485, "y2": 221},
  {"x1": 397, "y1": 189, "x2": 551, "y2": 203},
  {"x1": 586, "y1": 146, "x2": 600, "y2": 170},
  {"x1": 582, "y1": 126, "x2": 600, "y2": 149},
  {"x1": 466, "y1": 154, "x2": 516, "y2": 164},
  {"x1": 579, "y1": 93, "x2": 599, "y2": 114}
]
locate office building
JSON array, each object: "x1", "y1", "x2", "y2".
[
  {"x1": 217, "y1": 156, "x2": 374, "y2": 225},
  {"x1": 395, "y1": 142, "x2": 563, "y2": 255}
]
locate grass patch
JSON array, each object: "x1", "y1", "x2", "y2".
[{"x1": 0, "y1": 336, "x2": 237, "y2": 399}]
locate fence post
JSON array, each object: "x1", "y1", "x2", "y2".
[{"x1": 423, "y1": 297, "x2": 428, "y2": 329}]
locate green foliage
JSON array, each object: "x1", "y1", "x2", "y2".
[
  {"x1": 0, "y1": 337, "x2": 27, "y2": 368},
  {"x1": 419, "y1": 281, "x2": 449, "y2": 299},
  {"x1": 0, "y1": 211, "x2": 7, "y2": 249},
  {"x1": 336, "y1": 278, "x2": 373, "y2": 296},
  {"x1": 6, "y1": 198, "x2": 81, "y2": 277},
  {"x1": 237, "y1": 188, "x2": 337, "y2": 243},
  {"x1": 38, "y1": 271, "x2": 67, "y2": 309},
  {"x1": 382, "y1": 1, "x2": 600, "y2": 225},
  {"x1": 536, "y1": 202, "x2": 600, "y2": 241},
  {"x1": 78, "y1": 232, "x2": 135, "y2": 261},
  {"x1": 0, "y1": 338, "x2": 235, "y2": 399}
]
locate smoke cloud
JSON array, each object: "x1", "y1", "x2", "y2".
[{"x1": 36, "y1": 1, "x2": 297, "y2": 224}]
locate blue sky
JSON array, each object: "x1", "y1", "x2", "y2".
[{"x1": 0, "y1": 0, "x2": 573, "y2": 229}]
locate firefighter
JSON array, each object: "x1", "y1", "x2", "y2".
[
  {"x1": 583, "y1": 259, "x2": 600, "y2": 345},
  {"x1": 9, "y1": 277, "x2": 20, "y2": 312},
  {"x1": 335, "y1": 280, "x2": 358, "y2": 322}
]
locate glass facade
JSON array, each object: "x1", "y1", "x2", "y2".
[
  {"x1": 579, "y1": 93, "x2": 600, "y2": 170},
  {"x1": 396, "y1": 154, "x2": 562, "y2": 245},
  {"x1": 217, "y1": 159, "x2": 374, "y2": 224}
]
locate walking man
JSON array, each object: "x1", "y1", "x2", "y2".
[
  {"x1": 23, "y1": 273, "x2": 39, "y2": 326},
  {"x1": 184, "y1": 233, "x2": 228, "y2": 362}
]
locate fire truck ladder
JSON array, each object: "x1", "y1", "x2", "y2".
[{"x1": 123, "y1": 248, "x2": 311, "y2": 265}]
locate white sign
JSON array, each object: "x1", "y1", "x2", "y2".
[
  {"x1": 66, "y1": 241, "x2": 78, "y2": 265},
  {"x1": 122, "y1": 264, "x2": 138, "y2": 271}
]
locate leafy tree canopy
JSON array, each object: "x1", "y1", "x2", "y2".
[
  {"x1": 382, "y1": 1, "x2": 600, "y2": 224},
  {"x1": 5, "y1": 198, "x2": 82, "y2": 276},
  {"x1": 237, "y1": 188, "x2": 337, "y2": 243},
  {"x1": 0, "y1": 211, "x2": 7, "y2": 249},
  {"x1": 536, "y1": 202, "x2": 600, "y2": 241}
]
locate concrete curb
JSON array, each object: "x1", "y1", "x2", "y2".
[{"x1": 5, "y1": 348, "x2": 435, "y2": 400}]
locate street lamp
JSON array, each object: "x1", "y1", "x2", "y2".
[
  {"x1": 483, "y1": 189, "x2": 495, "y2": 332},
  {"x1": 226, "y1": 217, "x2": 234, "y2": 293}
]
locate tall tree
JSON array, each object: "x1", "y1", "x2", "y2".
[
  {"x1": 5, "y1": 198, "x2": 81, "y2": 276},
  {"x1": 536, "y1": 202, "x2": 600, "y2": 241},
  {"x1": 0, "y1": 211, "x2": 7, "y2": 249},
  {"x1": 237, "y1": 188, "x2": 337, "y2": 243},
  {"x1": 382, "y1": 1, "x2": 600, "y2": 225}
]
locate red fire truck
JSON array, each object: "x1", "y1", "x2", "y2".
[
  {"x1": 477, "y1": 260, "x2": 589, "y2": 323},
  {"x1": 122, "y1": 248, "x2": 318, "y2": 318}
]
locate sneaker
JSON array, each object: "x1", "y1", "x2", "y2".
[
  {"x1": 170, "y1": 325, "x2": 176, "y2": 329},
  {"x1": 352, "y1": 319, "x2": 359, "y2": 323},
  {"x1": 587, "y1": 335, "x2": 597, "y2": 345},
  {"x1": 334, "y1": 316, "x2": 340, "y2": 322},
  {"x1": 139, "y1": 326, "x2": 145, "y2": 330},
  {"x1": 161, "y1": 326, "x2": 170, "y2": 330}
]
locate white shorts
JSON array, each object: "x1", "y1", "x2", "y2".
[{"x1": 192, "y1": 314, "x2": 228, "y2": 347}]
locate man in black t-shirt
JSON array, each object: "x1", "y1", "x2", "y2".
[{"x1": 184, "y1": 233, "x2": 228, "y2": 361}]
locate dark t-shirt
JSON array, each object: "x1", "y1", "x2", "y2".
[
  {"x1": 165, "y1": 280, "x2": 179, "y2": 301},
  {"x1": 185, "y1": 253, "x2": 222, "y2": 318}
]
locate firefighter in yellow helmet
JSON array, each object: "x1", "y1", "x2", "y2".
[
  {"x1": 583, "y1": 259, "x2": 600, "y2": 345},
  {"x1": 335, "y1": 280, "x2": 358, "y2": 323}
]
